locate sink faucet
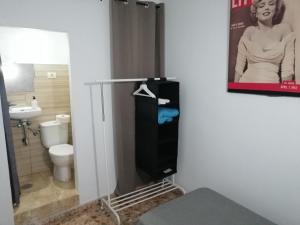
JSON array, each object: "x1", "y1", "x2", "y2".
[{"x1": 8, "y1": 101, "x2": 16, "y2": 107}]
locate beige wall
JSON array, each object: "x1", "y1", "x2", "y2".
[{"x1": 7, "y1": 64, "x2": 71, "y2": 179}]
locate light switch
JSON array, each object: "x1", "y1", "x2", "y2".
[{"x1": 47, "y1": 72, "x2": 57, "y2": 79}]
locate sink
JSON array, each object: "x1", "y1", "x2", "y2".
[{"x1": 9, "y1": 106, "x2": 42, "y2": 120}]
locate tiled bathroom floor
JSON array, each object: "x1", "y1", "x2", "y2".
[{"x1": 14, "y1": 172, "x2": 79, "y2": 225}]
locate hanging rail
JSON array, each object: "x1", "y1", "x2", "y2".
[
  {"x1": 85, "y1": 77, "x2": 176, "y2": 86},
  {"x1": 85, "y1": 77, "x2": 184, "y2": 225}
]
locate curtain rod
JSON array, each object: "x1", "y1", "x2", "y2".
[
  {"x1": 136, "y1": 1, "x2": 150, "y2": 7},
  {"x1": 116, "y1": 0, "x2": 160, "y2": 8}
]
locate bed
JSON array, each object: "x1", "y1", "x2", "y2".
[{"x1": 136, "y1": 188, "x2": 277, "y2": 225}]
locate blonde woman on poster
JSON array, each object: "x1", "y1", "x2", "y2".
[{"x1": 234, "y1": 0, "x2": 295, "y2": 83}]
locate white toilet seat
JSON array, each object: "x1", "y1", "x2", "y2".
[{"x1": 49, "y1": 144, "x2": 73, "y2": 156}]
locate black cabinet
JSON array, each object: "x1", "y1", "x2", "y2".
[{"x1": 135, "y1": 80, "x2": 179, "y2": 180}]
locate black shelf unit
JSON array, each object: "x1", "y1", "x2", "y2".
[{"x1": 135, "y1": 80, "x2": 180, "y2": 180}]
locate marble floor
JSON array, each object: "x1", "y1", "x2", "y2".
[
  {"x1": 39, "y1": 189, "x2": 183, "y2": 225},
  {"x1": 14, "y1": 172, "x2": 79, "y2": 225}
]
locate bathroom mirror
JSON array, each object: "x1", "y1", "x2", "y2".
[
  {"x1": 0, "y1": 26, "x2": 70, "y2": 94},
  {"x1": 1, "y1": 63, "x2": 35, "y2": 93}
]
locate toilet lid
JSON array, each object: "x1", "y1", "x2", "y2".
[{"x1": 49, "y1": 144, "x2": 73, "y2": 156}]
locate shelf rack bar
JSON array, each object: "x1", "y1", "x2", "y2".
[
  {"x1": 85, "y1": 77, "x2": 184, "y2": 225},
  {"x1": 111, "y1": 181, "x2": 166, "y2": 202},
  {"x1": 115, "y1": 187, "x2": 180, "y2": 212},
  {"x1": 112, "y1": 183, "x2": 173, "y2": 208}
]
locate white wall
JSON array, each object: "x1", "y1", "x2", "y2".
[
  {"x1": 163, "y1": 0, "x2": 300, "y2": 225},
  {"x1": 0, "y1": 27, "x2": 70, "y2": 65},
  {"x1": 0, "y1": 0, "x2": 116, "y2": 218},
  {"x1": 0, "y1": 98, "x2": 14, "y2": 225}
]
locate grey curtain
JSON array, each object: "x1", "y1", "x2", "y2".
[
  {"x1": 0, "y1": 57, "x2": 20, "y2": 206},
  {"x1": 111, "y1": 0, "x2": 165, "y2": 194}
]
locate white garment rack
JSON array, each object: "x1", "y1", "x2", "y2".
[{"x1": 85, "y1": 77, "x2": 185, "y2": 225}]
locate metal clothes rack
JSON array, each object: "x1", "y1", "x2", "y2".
[{"x1": 85, "y1": 77, "x2": 185, "y2": 225}]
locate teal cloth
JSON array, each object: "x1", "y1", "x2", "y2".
[{"x1": 158, "y1": 107, "x2": 179, "y2": 124}]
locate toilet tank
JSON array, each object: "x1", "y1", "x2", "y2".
[{"x1": 40, "y1": 121, "x2": 69, "y2": 148}]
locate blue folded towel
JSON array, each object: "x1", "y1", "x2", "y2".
[{"x1": 158, "y1": 107, "x2": 179, "y2": 124}]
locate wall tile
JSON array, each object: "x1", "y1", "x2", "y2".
[{"x1": 7, "y1": 65, "x2": 72, "y2": 178}]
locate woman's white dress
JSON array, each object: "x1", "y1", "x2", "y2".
[{"x1": 235, "y1": 31, "x2": 295, "y2": 83}]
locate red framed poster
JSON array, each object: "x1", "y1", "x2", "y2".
[{"x1": 228, "y1": 0, "x2": 300, "y2": 95}]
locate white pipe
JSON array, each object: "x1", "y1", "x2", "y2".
[
  {"x1": 84, "y1": 77, "x2": 176, "y2": 86},
  {"x1": 111, "y1": 183, "x2": 173, "y2": 205},
  {"x1": 113, "y1": 184, "x2": 175, "y2": 209},
  {"x1": 115, "y1": 187, "x2": 179, "y2": 212},
  {"x1": 102, "y1": 198, "x2": 121, "y2": 225},
  {"x1": 100, "y1": 83, "x2": 111, "y2": 205},
  {"x1": 89, "y1": 87, "x2": 101, "y2": 200},
  {"x1": 111, "y1": 181, "x2": 165, "y2": 201},
  {"x1": 174, "y1": 183, "x2": 186, "y2": 195}
]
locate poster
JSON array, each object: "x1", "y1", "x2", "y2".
[{"x1": 228, "y1": 0, "x2": 300, "y2": 95}]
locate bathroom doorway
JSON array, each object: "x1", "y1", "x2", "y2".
[{"x1": 0, "y1": 26, "x2": 78, "y2": 225}]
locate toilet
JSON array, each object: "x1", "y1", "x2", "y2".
[{"x1": 40, "y1": 115, "x2": 74, "y2": 182}]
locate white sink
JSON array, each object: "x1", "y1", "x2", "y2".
[{"x1": 9, "y1": 106, "x2": 42, "y2": 120}]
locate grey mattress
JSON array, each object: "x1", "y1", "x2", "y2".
[{"x1": 136, "y1": 188, "x2": 277, "y2": 225}]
